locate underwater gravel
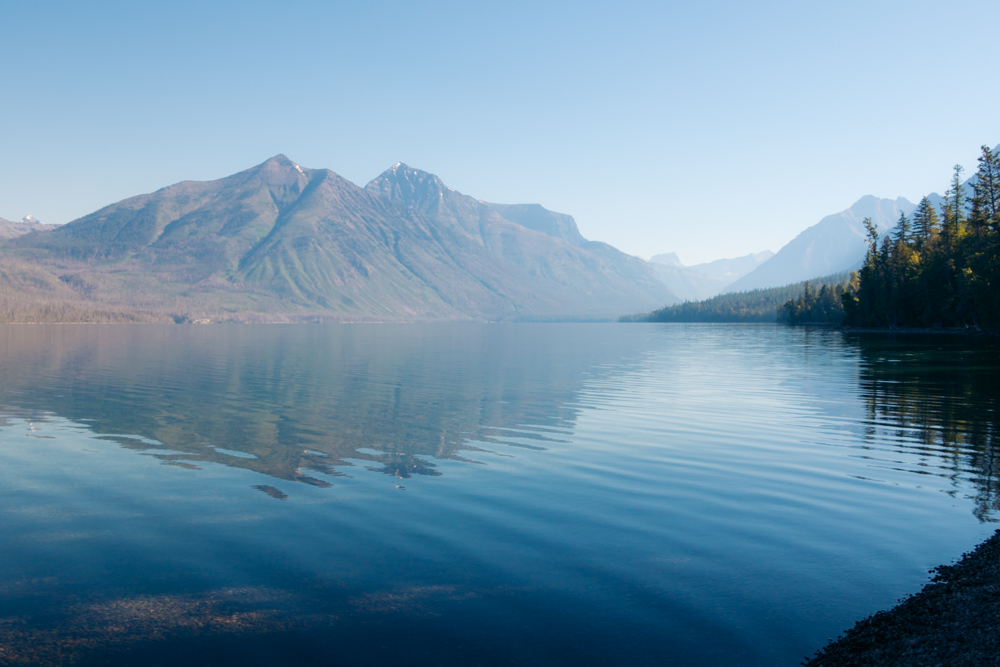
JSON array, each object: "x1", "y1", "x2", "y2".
[{"x1": 804, "y1": 529, "x2": 1000, "y2": 666}]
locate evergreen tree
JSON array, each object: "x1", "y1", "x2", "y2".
[
  {"x1": 912, "y1": 196, "x2": 940, "y2": 245},
  {"x1": 842, "y1": 145, "x2": 999, "y2": 331},
  {"x1": 948, "y1": 164, "x2": 966, "y2": 223},
  {"x1": 967, "y1": 145, "x2": 1000, "y2": 324},
  {"x1": 970, "y1": 145, "x2": 1000, "y2": 235},
  {"x1": 893, "y1": 212, "x2": 911, "y2": 244},
  {"x1": 941, "y1": 164, "x2": 965, "y2": 249}
]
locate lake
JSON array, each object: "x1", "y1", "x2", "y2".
[{"x1": 0, "y1": 323, "x2": 997, "y2": 666}]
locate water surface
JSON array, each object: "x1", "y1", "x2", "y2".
[{"x1": 0, "y1": 324, "x2": 997, "y2": 665}]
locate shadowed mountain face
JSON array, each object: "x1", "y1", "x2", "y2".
[{"x1": 5, "y1": 157, "x2": 674, "y2": 321}]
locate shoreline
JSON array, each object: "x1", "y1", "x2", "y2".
[
  {"x1": 804, "y1": 529, "x2": 1000, "y2": 666},
  {"x1": 838, "y1": 325, "x2": 997, "y2": 337}
]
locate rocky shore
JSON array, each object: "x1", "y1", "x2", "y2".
[{"x1": 805, "y1": 529, "x2": 1000, "y2": 666}]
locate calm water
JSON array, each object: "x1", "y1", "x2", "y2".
[{"x1": 0, "y1": 324, "x2": 997, "y2": 666}]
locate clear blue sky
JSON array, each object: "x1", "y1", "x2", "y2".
[{"x1": 2, "y1": 0, "x2": 997, "y2": 264}]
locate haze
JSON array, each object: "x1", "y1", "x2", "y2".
[{"x1": 2, "y1": 0, "x2": 997, "y2": 264}]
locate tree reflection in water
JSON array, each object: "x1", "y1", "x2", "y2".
[{"x1": 849, "y1": 333, "x2": 1000, "y2": 521}]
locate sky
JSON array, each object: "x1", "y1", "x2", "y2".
[{"x1": 2, "y1": 1, "x2": 998, "y2": 265}]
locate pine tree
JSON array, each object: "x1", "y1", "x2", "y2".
[
  {"x1": 967, "y1": 145, "x2": 1000, "y2": 325},
  {"x1": 970, "y1": 145, "x2": 1000, "y2": 235},
  {"x1": 912, "y1": 196, "x2": 940, "y2": 245},
  {"x1": 948, "y1": 164, "x2": 966, "y2": 224},
  {"x1": 893, "y1": 212, "x2": 911, "y2": 244},
  {"x1": 836, "y1": 144, "x2": 999, "y2": 331},
  {"x1": 940, "y1": 164, "x2": 965, "y2": 249}
]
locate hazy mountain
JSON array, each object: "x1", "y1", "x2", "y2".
[
  {"x1": 486, "y1": 203, "x2": 587, "y2": 246},
  {"x1": 648, "y1": 251, "x2": 773, "y2": 302},
  {"x1": 0, "y1": 217, "x2": 59, "y2": 240},
  {"x1": 723, "y1": 196, "x2": 915, "y2": 293},
  {"x1": 690, "y1": 251, "x2": 774, "y2": 282},
  {"x1": 722, "y1": 144, "x2": 1000, "y2": 295},
  {"x1": 361, "y1": 162, "x2": 676, "y2": 318},
  {"x1": 4, "y1": 156, "x2": 675, "y2": 322},
  {"x1": 649, "y1": 252, "x2": 682, "y2": 266}
]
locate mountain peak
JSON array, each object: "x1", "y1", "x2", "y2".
[
  {"x1": 380, "y1": 162, "x2": 444, "y2": 183},
  {"x1": 365, "y1": 163, "x2": 454, "y2": 206},
  {"x1": 20, "y1": 215, "x2": 42, "y2": 224},
  {"x1": 233, "y1": 154, "x2": 311, "y2": 188},
  {"x1": 649, "y1": 252, "x2": 683, "y2": 267},
  {"x1": 258, "y1": 154, "x2": 306, "y2": 173}
]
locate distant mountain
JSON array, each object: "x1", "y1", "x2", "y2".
[
  {"x1": 0, "y1": 217, "x2": 59, "y2": 240},
  {"x1": 723, "y1": 144, "x2": 1000, "y2": 295},
  {"x1": 724, "y1": 196, "x2": 915, "y2": 293},
  {"x1": 647, "y1": 251, "x2": 773, "y2": 302},
  {"x1": 649, "y1": 252, "x2": 682, "y2": 266},
  {"x1": 485, "y1": 202, "x2": 587, "y2": 246},
  {"x1": 690, "y1": 251, "x2": 774, "y2": 282},
  {"x1": 3, "y1": 156, "x2": 675, "y2": 322}
]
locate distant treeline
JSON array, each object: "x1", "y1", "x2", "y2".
[
  {"x1": 779, "y1": 277, "x2": 851, "y2": 324},
  {"x1": 622, "y1": 272, "x2": 851, "y2": 323},
  {"x1": 842, "y1": 145, "x2": 1000, "y2": 331}
]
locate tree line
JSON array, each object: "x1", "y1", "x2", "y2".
[
  {"x1": 779, "y1": 277, "x2": 850, "y2": 324},
  {"x1": 842, "y1": 145, "x2": 1000, "y2": 330},
  {"x1": 622, "y1": 272, "x2": 850, "y2": 322}
]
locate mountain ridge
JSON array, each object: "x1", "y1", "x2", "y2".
[
  {"x1": 647, "y1": 250, "x2": 774, "y2": 301},
  {"x1": 723, "y1": 195, "x2": 915, "y2": 293},
  {"x1": 2, "y1": 155, "x2": 676, "y2": 322}
]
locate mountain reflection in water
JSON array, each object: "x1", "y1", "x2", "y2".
[
  {"x1": 0, "y1": 324, "x2": 998, "y2": 667},
  {"x1": 0, "y1": 324, "x2": 615, "y2": 491}
]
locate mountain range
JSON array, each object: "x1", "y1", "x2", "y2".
[
  {"x1": 0, "y1": 156, "x2": 676, "y2": 322},
  {"x1": 647, "y1": 251, "x2": 774, "y2": 301},
  {"x1": 0, "y1": 216, "x2": 57, "y2": 240}
]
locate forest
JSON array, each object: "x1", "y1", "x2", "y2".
[
  {"x1": 841, "y1": 145, "x2": 1000, "y2": 331},
  {"x1": 622, "y1": 272, "x2": 850, "y2": 323}
]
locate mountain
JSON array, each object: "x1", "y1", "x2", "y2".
[
  {"x1": 690, "y1": 251, "x2": 774, "y2": 282},
  {"x1": 649, "y1": 252, "x2": 682, "y2": 266},
  {"x1": 3, "y1": 156, "x2": 675, "y2": 322},
  {"x1": 360, "y1": 162, "x2": 676, "y2": 318},
  {"x1": 0, "y1": 216, "x2": 59, "y2": 240},
  {"x1": 723, "y1": 196, "x2": 915, "y2": 293},
  {"x1": 647, "y1": 251, "x2": 773, "y2": 302},
  {"x1": 723, "y1": 143, "x2": 1000, "y2": 295},
  {"x1": 486, "y1": 203, "x2": 587, "y2": 246}
]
